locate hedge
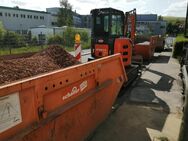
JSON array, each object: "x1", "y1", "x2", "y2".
[{"x1": 173, "y1": 35, "x2": 188, "y2": 58}]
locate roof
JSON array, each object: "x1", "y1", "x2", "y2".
[
  {"x1": 137, "y1": 14, "x2": 158, "y2": 21},
  {"x1": 0, "y1": 6, "x2": 49, "y2": 14},
  {"x1": 30, "y1": 25, "x2": 65, "y2": 29},
  {"x1": 90, "y1": 7, "x2": 124, "y2": 15}
]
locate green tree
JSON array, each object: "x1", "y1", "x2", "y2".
[
  {"x1": 158, "y1": 15, "x2": 163, "y2": 21},
  {"x1": 0, "y1": 21, "x2": 5, "y2": 47},
  {"x1": 166, "y1": 22, "x2": 173, "y2": 34},
  {"x1": 57, "y1": 0, "x2": 73, "y2": 26},
  {"x1": 79, "y1": 31, "x2": 89, "y2": 42},
  {"x1": 48, "y1": 35, "x2": 64, "y2": 45},
  {"x1": 62, "y1": 27, "x2": 76, "y2": 46},
  {"x1": 166, "y1": 19, "x2": 184, "y2": 36}
]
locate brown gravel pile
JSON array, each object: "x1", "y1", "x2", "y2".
[{"x1": 0, "y1": 45, "x2": 80, "y2": 85}]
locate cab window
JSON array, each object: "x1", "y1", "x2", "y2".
[
  {"x1": 111, "y1": 15, "x2": 123, "y2": 36},
  {"x1": 104, "y1": 15, "x2": 109, "y2": 32},
  {"x1": 94, "y1": 15, "x2": 109, "y2": 36}
]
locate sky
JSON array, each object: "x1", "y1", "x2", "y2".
[{"x1": 0, "y1": 0, "x2": 187, "y2": 17}]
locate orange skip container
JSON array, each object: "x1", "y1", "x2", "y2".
[
  {"x1": 134, "y1": 36, "x2": 158, "y2": 60},
  {"x1": 0, "y1": 54, "x2": 127, "y2": 141}
]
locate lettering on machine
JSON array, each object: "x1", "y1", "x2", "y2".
[{"x1": 62, "y1": 80, "x2": 88, "y2": 100}]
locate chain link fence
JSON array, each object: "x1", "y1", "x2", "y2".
[{"x1": 0, "y1": 27, "x2": 90, "y2": 55}]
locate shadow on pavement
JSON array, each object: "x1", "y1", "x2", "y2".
[
  {"x1": 89, "y1": 68, "x2": 173, "y2": 141},
  {"x1": 151, "y1": 55, "x2": 171, "y2": 64},
  {"x1": 118, "y1": 69, "x2": 173, "y2": 141},
  {"x1": 143, "y1": 49, "x2": 172, "y2": 65},
  {"x1": 164, "y1": 48, "x2": 172, "y2": 52},
  {"x1": 140, "y1": 69, "x2": 174, "y2": 92}
]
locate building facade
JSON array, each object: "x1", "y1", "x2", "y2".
[
  {"x1": 46, "y1": 7, "x2": 91, "y2": 28},
  {"x1": 0, "y1": 6, "x2": 56, "y2": 34},
  {"x1": 0, "y1": 6, "x2": 91, "y2": 34},
  {"x1": 136, "y1": 14, "x2": 167, "y2": 36},
  {"x1": 81, "y1": 15, "x2": 91, "y2": 28}
]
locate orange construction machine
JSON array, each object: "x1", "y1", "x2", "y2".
[{"x1": 90, "y1": 8, "x2": 140, "y2": 85}]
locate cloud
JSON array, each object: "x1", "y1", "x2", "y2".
[
  {"x1": 111, "y1": 0, "x2": 138, "y2": 2},
  {"x1": 74, "y1": 6, "x2": 81, "y2": 11},
  {"x1": 76, "y1": 0, "x2": 93, "y2": 3},
  {"x1": 162, "y1": 0, "x2": 187, "y2": 17},
  {"x1": 11, "y1": 0, "x2": 26, "y2": 6},
  {"x1": 126, "y1": 0, "x2": 139, "y2": 2},
  {"x1": 21, "y1": 0, "x2": 60, "y2": 11},
  {"x1": 0, "y1": 0, "x2": 186, "y2": 17},
  {"x1": 135, "y1": 0, "x2": 149, "y2": 14}
]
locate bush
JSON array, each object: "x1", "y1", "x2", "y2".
[
  {"x1": 79, "y1": 31, "x2": 89, "y2": 42},
  {"x1": 48, "y1": 35, "x2": 64, "y2": 45},
  {"x1": 173, "y1": 35, "x2": 188, "y2": 58},
  {"x1": 173, "y1": 41, "x2": 185, "y2": 57},
  {"x1": 31, "y1": 36, "x2": 38, "y2": 45},
  {"x1": 82, "y1": 38, "x2": 91, "y2": 49},
  {"x1": 3, "y1": 31, "x2": 26, "y2": 48},
  {"x1": 62, "y1": 27, "x2": 90, "y2": 47}
]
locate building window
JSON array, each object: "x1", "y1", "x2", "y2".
[
  {"x1": 52, "y1": 22, "x2": 57, "y2": 26},
  {"x1": 27, "y1": 15, "x2": 32, "y2": 19},
  {"x1": 0, "y1": 12, "x2": 2, "y2": 16},
  {"x1": 8, "y1": 13, "x2": 11, "y2": 17},
  {"x1": 13, "y1": 13, "x2": 15, "y2": 17},
  {"x1": 40, "y1": 16, "x2": 44, "y2": 20},
  {"x1": 21, "y1": 14, "x2": 25, "y2": 18},
  {"x1": 34, "y1": 16, "x2": 38, "y2": 19},
  {"x1": 5, "y1": 13, "x2": 7, "y2": 16},
  {"x1": 16, "y1": 14, "x2": 18, "y2": 17}
]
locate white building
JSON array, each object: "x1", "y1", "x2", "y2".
[
  {"x1": 29, "y1": 25, "x2": 91, "y2": 44},
  {"x1": 47, "y1": 7, "x2": 84, "y2": 28},
  {"x1": 136, "y1": 14, "x2": 167, "y2": 36},
  {"x1": 0, "y1": 6, "x2": 57, "y2": 34},
  {"x1": 29, "y1": 25, "x2": 64, "y2": 43}
]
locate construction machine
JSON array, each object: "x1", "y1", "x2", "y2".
[{"x1": 89, "y1": 8, "x2": 141, "y2": 85}]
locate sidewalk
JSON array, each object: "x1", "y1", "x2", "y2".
[{"x1": 90, "y1": 51, "x2": 183, "y2": 141}]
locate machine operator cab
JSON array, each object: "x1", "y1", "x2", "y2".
[{"x1": 90, "y1": 8, "x2": 133, "y2": 67}]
